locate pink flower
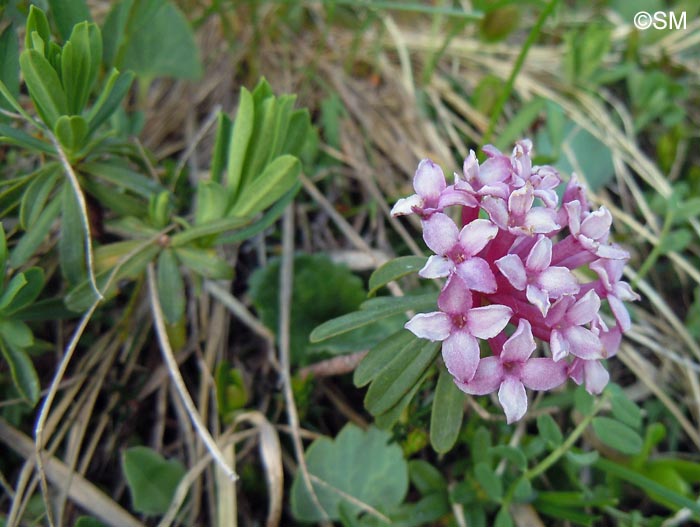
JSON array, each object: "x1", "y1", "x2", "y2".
[
  {"x1": 590, "y1": 258, "x2": 639, "y2": 332},
  {"x1": 419, "y1": 213, "x2": 499, "y2": 293},
  {"x1": 546, "y1": 290, "x2": 604, "y2": 362},
  {"x1": 496, "y1": 235, "x2": 579, "y2": 316},
  {"x1": 481, "y1": 183, "x2": 560, "y2": 236},
  {"x1": 405, "y1": 275, "x2": 512, "y2": 382},
  {"x1": 456, "y1": 320, "x2": 568, "y2": 423},
  {"x1": 391, "y1": 159, "x2": 476, "y2": 218}
]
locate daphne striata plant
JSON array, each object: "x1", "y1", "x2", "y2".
[{"x1": 392, "y1": 140, "x2": 639, "y2": 423}]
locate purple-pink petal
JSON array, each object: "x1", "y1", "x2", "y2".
[
  {"x1": 495, "y1": 254, "x2": 527, "y2": 290},
  {"x1": 566, "y1": 290, "x2": 601, "y2": 326},
  {"x1": 509, "y1": 185, "x2": 535, "y2": 218},
  {"x1": 413, "y1": 159, "x2": 446, "y2": 199},
  {"x1": 524, "y1": 208, "x2": 560, "y2": 234},
  {"x1": 501, "y1": 319, "x2": 536, "y2": 363},
  {"x1": 536, "y1": 267, "x2": 579, "y2": 297},
  {"x1": 526, "y1": 284, "x2": 551, "y2": 317},
  {"x1": 526, "y1": 236, "x2": 553, "y2": 272},
  {"x1": 608, "y1": 295, "x2": 632, "y2": 333},
  {"x1": 521, "y1": 358, "x2": 568, "y2": 390},
  {"x1": 442, "y1": 331, "x2": 481, "y2": 382},
  {"x1": 481, "y1": 196, "x2": 509, "y2": 229},
  {"x1": 581, "y1": 207, "x2": 612, "y2": 240},
  {"x1": 583, "y1": 359, "x2": 610, "y2": 394},
  {"x1": 498, "y1": 377, "x2": 528, "y2": 424},
  {"x1": 390, "y1": 194, "x2": 422, "y2": 217},
  {"x1": 563, "y1": 326, "x2": 603, "y2": 360},
  {"x1": 419, "y1": 255, "x2": 454, "y2": 279},
  {"x1": 458, "y1": 218, "x2": 498, "y2": 256},
  {"x1": 455, "y1": 257, "x2": 497, "y2": 293},
  {"x1": 437, "y1": 274, "x2": 473, "y2": 314},
  {"x1": 423, "y1": 213, "x2": 459, "y2": 254},
  {"x1": 466, "y1": 304, "x2": 512, "y2": 339},
  {"x1": 455, "y1": 356, "x2": 503, "y2": 395},
  {"x1": 405, "y1": 312, "x2": 452, "y2": 341}
]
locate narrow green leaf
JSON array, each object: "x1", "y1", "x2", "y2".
[
  {"x1": 81, "y1": 161, "x2": 164, "y2": 198},
  {"x1": 226, "y1": 87, "x2": 254, "y2": 196},
  {"x1": 537, "y1": 414, "x2": 563, "y2": 448},
  {"x1": 373, "y1": 370, "x2": 428, "y2": 430},
  {"x1": 74, "y1": 517, "x2": 107, "y2": 527},
  {"x1": 353, "y1": 329, "x2": 416, "y2": 387},
  {"x1": 494, "y1": 97, "x2": 546, "y2": 151},
  {"x1": 494, "y1": 507, "x2": 514, "y2": 527},
  {"x1": 239, "y1": 96, "x2": 276, "y2": 195},
  {"x1": 0, "y1": 24, "x2": 20, "y2": 113},
  {"x1": 365, "y1": 340, "x2": 439, "y2": 416},
  {"x1": 194, "y1": 180, "x2": 228, "y2": 226},
  {"x1": 86, "y1": 69, "x2": 135, "y2": 135},
  {"x1": 430, "y1": 367, "x2": 464, "y2": 453},
  {"x1": 368, "y1": 255, "x2": 428, "y2": 296},
  {"x1": 0, "y1": 223, "x2": 6, "y2": 277},
  {"x1": 54, "y1": 115, "x2": 88, "y2": 153},
  {"x1": 1, "y1": 268, "x2": 44, "y2": 314},
  {"x1": 25, "y1": 6, "x2": 51, "y2": 53},
  {"x1": 281, "y1": 108, "x2": 312, "y2": 157},
  {"x1": 20, "y1": 166, "x2": 59, "y2": 229},
  {"x1": 607, "y1": 384, "x2": 642, "y2": 430},
  {"x1": 19, "y1": 49, "x2": 68, "y2": 128},
  {"x1": 0, "y1": 320, "x2": 33, "y2": 349},
  {"x1": 9, "y1": 197, "x2": 62, "y2": 268},
  {"x1": 156, "y1": 249, "x2": 185, "y2": 324},
  {"x1": 591, "y1": 417, "x2": 643, "y2": 455},
  {"x1": 174, "y1": 247, "x2": 233, "y2": 280},
  {"x1": 0, "y1": 273, "x2": 27, "y2": 311},
  {"x1": 61, "y1": 22, "x2": 102, "y2": 115},
  {"x1": 122, "y1": 446, "x2": 186, "y2": 516},
  {"x1": 310, "y1": 293, "x2": 437, "y2": 343},
  {"x1": 408, "y1": 460, "x2": 447, "y2": 495},
  {"x1": 169, "y1": 216, "x2": 250, "y2": 247},
  {"x1": 0, "y1": 338, "x2": 40, "y2": 405},
  {"x1": 229, "y1": 154, "x2": 300, "y2": 218},
  {"x1": 0, "y1": 123, "x2": 54, "y2": 154},
  {"x1": 49, "y1": 0, "x2": 92, "y2": 41},
  {"x1": 80, "y1": 178, "x2": 145, "y2": 218},
  {"x1": 474, "y1": 462, "x2": 502, "y2": 502},
  {"x1": 211, "y1": 112, "x2": 232, "y2": 183},
  {"x1": 59, "y1": 184, "x2": 87, "y2": 286},
  {"x1": 565, "y1": 450, "x2": 599, "y2": 466}
]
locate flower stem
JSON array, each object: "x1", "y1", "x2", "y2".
[{"x1": 481, "y1": 0, "x2": 561, "y2": 147}]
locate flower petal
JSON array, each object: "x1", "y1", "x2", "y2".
[
  {"x1": 508, "y1": 185, "x2": 534, "y2": 218},
  {"x1": 495, "y1": 254, "x2": 527, "y2": 290},
  {"x1": 413, "y1": 159, "x2": 446, "y2": 199},
  {"x1": 608, "y1": 295, "x2": 631, "y2": 333},
  {"x1": 526, "y1": 284, "x2": 551, "y2": 317},
  {"x1": 498, "y1": 377, "x2": 528, "y2": 423},
  {"x1": 459, "y1": 219, "x2": 498, "y2": 256},
  {"x1": 583, "y1": 359, "x2": 609, "y2": 394},
  {"x1": 456, "y1": 257, "x2": 498, "y2": 293},
  {"x1": 566, "y1": 290, "x2": 600, "y2": 326},
  {"x1": 422, "y1": 213, "x2": 459, "y2": 254},
  {"x1": 391, "y1": 194, "x2": 422, "y2": 217},
  {"x1": 524, "y1": 208, "x2": 559, "y2": 234},
  {"x1": 526, "y1": 236, "x2": 552, "y2": 271},
  {"x1": 481, "y1": 196, "x2": 509, "y2": 230},
  {"x1": 466, "y1": 304, "x2": 512, "y2": 339},
  {"x1": 580, "y1": 207, "x2": 612, "y2": 240},
  {"x1": 419, "y1": 255, "x2": 454, "y2": 279},
  {"x1": 442, "y1": 331, "x2": 481, "y2": 382},
  {"x1": 455, "y1": 356, "x2": 502, "y2": 395},
  {"x1": 536, "y1": 267, "x2": 579, "y2": 298},
  {"x1": 521, "y1": 358, "x2": 568, "y2": 390},
  {"x1": 405, "y1": 312, "x2": 452, "y2": 341},
  {"x1": 501, "y1": 319, "x2": 536, "y2": 363},
  {"x1": 438, "y1": 274, "x2": 473, "y2": 314},
  {"x1": 563, "y1": 326, "x2": 603, "y2": 360},
  {"x1": 550, "y1": 329, "x2": 569, "y2": 361}
]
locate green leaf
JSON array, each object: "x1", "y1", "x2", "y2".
[
  {"x1": 494, "y1": 98, "x2": 545, "y2": 152},
  {"x1": 607, "y1": 384, "x2": 642, "y2": 430},
  {"x1": 59, "y1": 184, "x2": 87, "y2": 286},
  {"x1": 430, "y1": 367, "x2": 464, "y2": 454},
  {"x1": 225, "y1": 87, "x2": 254, "y2": 196},
  {"x1": 374, "y1": 370, "x2": 428, "y2": 430},
  {"x1": 408, "y1": 460, "x2": 447, "y2": 495},
  {"x1": 0, "y1": 319, "x2": 32, "y2": 349},
  {"x1": 156, "y1": 249, "x2": 185, "y2": 324},
  {"x1": 565, "y1": 449, "x2": 599, "y2": 466},
  {"x1": 494, "y1": 507, "x2": 514, "y2": 527},
  {"x1": 194, "y1": 180, "x2": 228, "y2": 226},
  {"x1": 81, "y1": 161, "x2": 165, "y2": 198},
  {"x1": 365, "y1": 339, "x2": 439, "y2": 416},
  {"x1": 310, "y1": 293, "x2": 437, "y2": 343},
  {"x1": 169, "y1": 216, "x2": 250, "y2": 247},
  {"x1": 573, "y1": 385, "x2": 594, "y2": 416},
  {"x1": 122, "y1": 446, "x2": 186, "y2": 516},
  {"x1": 0, "y1": 338, "x2": 40, "y2": 405},
  {"x1": 290, "y1": 424, "x2": 408, "y2": 522},
  {"x1": 48, "y1": 0, "x2": 92, "y2": 41},
  {"x1": 229, "y1": 154, "x2": 300, "y2": 218},
  {"x1": 474, "y1": 462, "x2": 502, "y2": 502},
  {"x1": 368, "y1": 256, "x2": 427, "y2": 297},
  {"x1": 73, "y1": 517, "x2": 108, "y2": 527},
  {"x1": 174, "y1": 247, "x2": 233, "y2": 280},
  {"x1": 249, "y1": 254, "x2": 367, "y2": 365},
  {"x1": 0, "y1": 123, "x2": 55, "y2": 154},
  {"x1": 0, "y1": 273, "x2": 27, "y2": 311},
  {"x1": 0, "y1": 24, "x2": 20, "y2": 114},
  {"x1": 210, "y1": 112, "x2": 232, "y2": 183},
  {"x1": 353, "y1": 330, "x2": 416, "y2": 387},
  {"x1": 61, "y1": 21, "x2": 102, "y2": 115},
  {"x1": 0, "y1": 268, "x2": 44, "y2": 314},
  {"x1": 215, "y1": 362, "x2": 248, "y2": 420},
  {"x1": 9, "y1": 197, "x2": 62, "y2": 268},
  {"x1": 25, "y1": 5, "x2": 51, "y2": 54},
  {"x1": 103, "y1": 0, "x2": 202, "y2": 81},
  {"x1": 591, "y1": 417, "x2": 643, "y2": 455},
  {"x1": 54, "y1": 115, "x2": 88, "y2": 153},
  {"x1": 86, "y1": 69, "x2": 135, "y2": 135},
  {"x1": 19, "y1": 49, "x2": 68, "y2": 128},
  {"x1": 659, "y1": 228, "x2": 692, "y2": 254},
  {"x1": 489, "y1": 446, "x2": 527, "y2": 470},
  {"x1": 537, "y1": 414, "x2": 563, "y2": 448},
  {"x1": 0, "y1": 223, "x2": 6, "y2": 279},
  {"x1": 20, "y1": 166, "x2": 59, "y2": 229}
]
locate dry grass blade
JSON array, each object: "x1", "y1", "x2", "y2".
[{"x1": 0, "y1": 418, "x2": 145, "y2": 527}]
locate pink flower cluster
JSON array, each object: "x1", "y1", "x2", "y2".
[{"x1": 392, "y1": 140, "x2": 638, "y2": 423}]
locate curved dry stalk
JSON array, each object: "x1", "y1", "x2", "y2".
[{"x1": 146, "y1": 263, "x2": 238, "y2": 482}]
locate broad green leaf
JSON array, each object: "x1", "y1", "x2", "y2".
[
  {"x1": 0, "y1": 24, "x2": 19, "y2": 113},
  {"x1": 365, "y1": 339, "x2": 439, "y2": 416},
  {"x1": 474, "y1": 462, "x2": 502, "y2": 502},
  {"x1": 537, "y1": 413, "x2": 563, "y2": 448},
  {"x1": 225, "y1": 87, "x2": 254, "y2": 196},
  {"x1": 368, "y1": 256, "x2": 427, "y2": 297},
  {"x1": 408, "y1": 460, "x2": 447, "y2": 495},
  {"x1": 229, "y1": 154, "x2": 300, "y2": 218},
  {"x1": 59, "y1": 185, "x2": 87, "y2": 286},
  {"x1": 122, "y1": 446, "x2": 186, "y2": 515},
  {"x1": 565, "y1": 450, "x2": 599, "y2": 466},
  {"x1": 353, "y1": 329, "x2": 416, "y2": 387},
  {"x1": 19, "y1": 49, "x2": 68, "y2": 128},
  {"x1": 430, "y1": 367, "x2": 464, "y2": 453},
  {"x1": 174, "y1": 247, "x2": 233, "y2": 280},
  {"x1": 211, "y1": 112, "x2": 232, "y2": 183},
  {"x1": 0, "y1": 320, "x2": 33, "y2": 349},
  {"x1": 156, "y1": 249, "x2": 185, "y2": 324},
  {"x1": 103, "y1": 0, "x2": 202, "y2": 81},
  {"x1": 49, "y1": 0, "x2": 92, "y2": 41},
  {"x1": 591, "y1": 417, "x2": 643, "y2": 455},
  {"x1": 249, "y1": 254, "x2": 366, "y2": 365},
  {"x1": 25, "y1": 6, "x2": 51, "y2": 53},
  {"x1": 290, "y1": 424, "x2": 408, "y2": 522},
  {"x1": 310, "y1": 293, "x2": 437, "y2": 343},
  {"x1": 9, "y1": 197, "x2": 62, "y2": 268},
  {"x1": 86, "y1": 69, "x2": 135, "y2": 134},
  {"x1": 0, "y1": 268, "x2": 44, "y2": 314},
  {"x1": 54, "y1": 115, "x2": 88, "y2": 153},
  {"x1": 607, "y1": 384, "x2": 642, "y2": 430},
  {"x1": 0, "y1": 339, "x2": 40, "y2": 405},
  {"x1": 169, "y1": 217, "x2": 249, "y2": 247},
  {"x1": 20, "y1": 166, "x2": 59, "y2": 229},
  {"x1": 194, "y1": 180, "x2": 228, "y2": 226}
]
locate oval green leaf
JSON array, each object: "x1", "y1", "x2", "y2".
[
  {"x1": 368, "y1": 255, "x2": 427, "y2": 296},
  {"x1": 591, "y1": 416, "x2": 643, "y2": 455},
  {"x1": 156, "y1": 249, "x2": 185, "y2": 324},
  {"x1": 430, "y1": 367, "x2": 464, "y2": 454}
]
